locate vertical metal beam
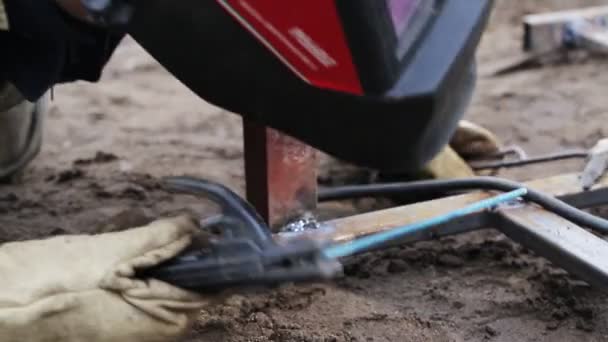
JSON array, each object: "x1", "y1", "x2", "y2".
[{"x1": 244, "y1": 121, "x2": 318, "y2": 230}]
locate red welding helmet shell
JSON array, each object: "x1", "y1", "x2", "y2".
[{"x1": 128, "y1": 0, "x2": 494, "y2": 172}]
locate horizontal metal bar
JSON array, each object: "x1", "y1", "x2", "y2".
[
  {"x1": 278, "y1": 212, "x2": 487, "y2": 256},
  {"x1": 576, "y1": 23, "x2": 608, "y2": 53},
  {"x1": 315, "y1": 194, "x2": 492, "y2": 244},
  {"x1": 495, "y1": 207, "x2": 608, "y2": 290},
  {"x1": 525, "y1": 6, "x2": 608, "y2": 26},
  {"x1": 283, "y1": 173, "x2": 608, "y2": 245}
]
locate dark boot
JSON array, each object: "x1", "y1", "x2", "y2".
[{"x1": 0, "y1": 83, "x2": 46, "y2": 181}]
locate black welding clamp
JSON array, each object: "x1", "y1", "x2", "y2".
[{"x1": 138, "y1": 177, "x2": 342, "y2": 292}]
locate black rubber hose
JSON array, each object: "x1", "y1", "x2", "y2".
[{"x1": 318, "y1": 176, "x2": 608, "y2": 234}]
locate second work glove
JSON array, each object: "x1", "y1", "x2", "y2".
[{"x1": 0, "y1": 215, "x2": 206, "y2": 342}]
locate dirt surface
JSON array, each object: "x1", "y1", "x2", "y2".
[{"x1": 3, "y1": 1, "x2": 608, "y2": 341}]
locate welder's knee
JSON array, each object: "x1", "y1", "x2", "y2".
[{"x1": 0, "y1": 82, "x2": 46, "y2": 181}]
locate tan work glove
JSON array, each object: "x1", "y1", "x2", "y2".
[
  {"x1": 420, "y1": 120, "x2": 502, "y2": 179},
  {"x1": 0, "y1": 215, "x2": 206, "y2": 342},
  {"x1": 450, "y1": 120, "x2": 502, "y2": 159}
]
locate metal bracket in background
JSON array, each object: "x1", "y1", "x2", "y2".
[
  {"x1": 524, "y1": 5, "x2": 608, "y2": 54},
  {"x1": 285, "y1": 173, "x2": 608, "y2": 291}
]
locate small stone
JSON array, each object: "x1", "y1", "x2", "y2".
[
  {"x1": 343, "y1": 263, "x2": 360, "y2": 277},
  {"x1": 357, "y1": 270, "x2": 371, "y2": 279},
  {"x1": 74, "y1": 151, "x2": 118, "y2": 166},
  {"x1": 457, "y1": 243, "x2": 482, "y2": 259},
  {"x1": 251, "y1": 312, "x2": 273, "y2": 329},
  {"x1": 48, "y1": 227, "x2": 68, "y2": 236},
  {"x1": 566, "y1": 279, "x2": 591, "y2": 290},
  {"x1": 551, "y1": 308, "x2": 569, "y2": 321},
  {"x1": 382, "y1": 248, "x2": 400, "y2": 259},
  {"x1": 55, "y1": 169, "x2": 84, "y2": 183},
  {"x1": 0, "y1": 193, "x2": 18, "y2": 202},
  {"x1": 485, "y1": 325, "x2": 498, "y2": 337},
  {"x1": 573, "y1": 306, "x2": 594, "y2": 320},
  {"x1": 95, "y1": 189, "x2": 113, "y2": 198},
  {"x1": 104, "y1": 183, "x2": 148, "y2": 200},
  {"x1": 491, "y1": 249, "x2": 508, "y2": 261},
  {"x1": 400, "y1": 250, "x2": 424, "y2": 262},
  {"x1": 438, "y1": 254, "x2": 465, "y2": 267},
  {"x1": 509, "y1": 259, "x2": 528, "y2": 269},
  {"x1": 575, "y1": 319, "x2": 594, "y2": 332},
  {"x1": 452, "y1": 301, "x2": 465, "y2": 309},
  {"x1": 98, "y1": 208, "x2": 152, "y2": 233},
  {"x1": 546, "y1": 321, "x2": 559, "y2": 331},
  {"x1": 386, "y1": 260, "x2": 408, "y2": 274},
  {"x1": 88, "y1": 112, "x2": 106, "y2": 122},
  {"x1": 119, "y1": 161, "x2": 134, "y2": 172},
  {"x1": 493, "y1": 239, "x2": 514, "y2": 252},
  {"x1": 225, "y1": 295, "x2": 246, "y2": 307}
]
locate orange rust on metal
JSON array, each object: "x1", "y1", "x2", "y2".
[
  {"x1": 244, "y1": 121, "x2": 318, "y2": 230},
  {"x1": 309, "y1": 173, "x2": 608, "y2": 243}
]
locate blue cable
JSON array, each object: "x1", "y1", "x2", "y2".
[{"x1": 323, "y1": 188, "x2": 528, "y2": 259}]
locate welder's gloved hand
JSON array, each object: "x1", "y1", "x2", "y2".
[
  {"x1": 423, "y1": 146, "x2": 476, "y2": 179},
  {"x1": 0, "y1": 215, "x2": 206, "y2": 342},
  {"x1": 421, "y1": 120, "x2": 502, "y2": 180},
  {"x1": 450, "y1": 120, "x2": 502, "y2": 159}
]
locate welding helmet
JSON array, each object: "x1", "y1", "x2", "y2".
[{"x1": 129, "y1": 0, "x2": 494, "y2": 172}]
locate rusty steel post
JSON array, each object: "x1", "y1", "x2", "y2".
[{"x1": 244, "y1": 121, "x2": 318, "y2": 231}]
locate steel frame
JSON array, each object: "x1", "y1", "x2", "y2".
[
  {"x1": 279, "y1": 173, "x2": 608, "y2": 290},
  {"x1": 243, "y1": 116, "x2": 608, "y2": 289}
]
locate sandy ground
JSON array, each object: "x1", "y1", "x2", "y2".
[{"x1": 3, "y1": 0, "x2": 608, "y2": 341}]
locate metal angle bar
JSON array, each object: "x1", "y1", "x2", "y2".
[
  {"x1": 576, "y1": 22, "x2": 608, "y2": 53},
  {"x1": 495, "y1": 207, "x2": 608, "y2": 290}
]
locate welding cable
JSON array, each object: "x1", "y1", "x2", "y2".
[
  {"x1": 318, "y1": 176, "x2": 608, "y2": 234},
  {"x1": 470, "y1": 150, "x2": 588, "y2": 170},
  {"x1": 323, "y1": 188, "x2": 528, "y2": 258}
]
